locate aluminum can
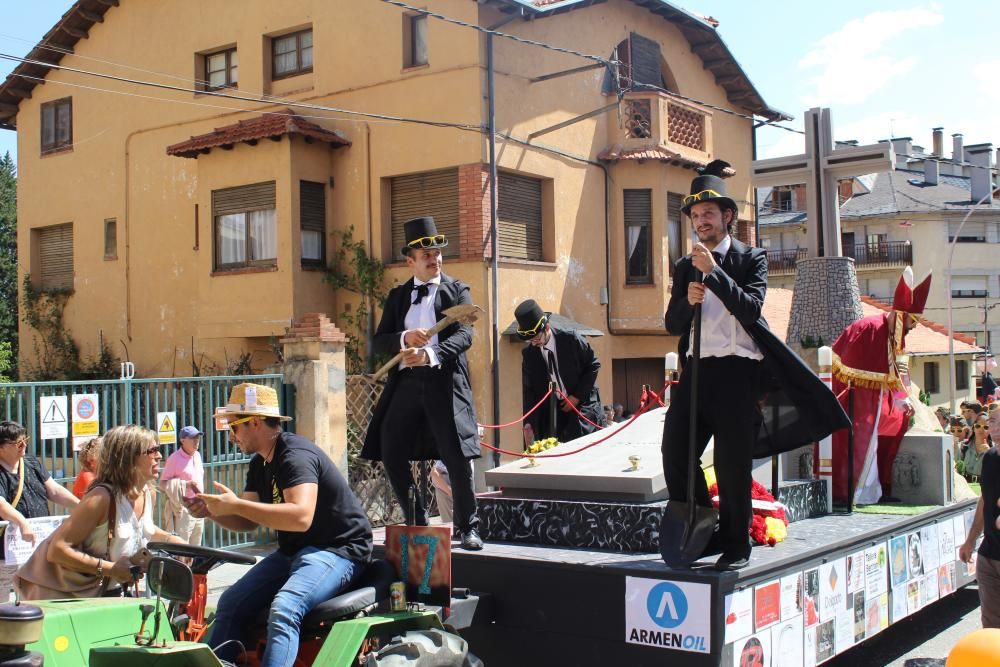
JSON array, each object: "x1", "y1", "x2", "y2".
[{"x1": 390, "y1": 581, "x2": 407, "y2": 612}]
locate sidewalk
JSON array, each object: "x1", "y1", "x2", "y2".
[{"x1": 206, "y1": 543, "x2": 270, "y2": 608}]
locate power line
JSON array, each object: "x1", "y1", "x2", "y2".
[{"x1": 377, "y1": 0, "x2": 617, "y2": 67}]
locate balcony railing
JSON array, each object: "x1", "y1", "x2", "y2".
[
  {"x1": 844, "y1": 240, "x2": 912, "y2": 271},
  {"x1": 766, "y1": 241, "x2": 912, "y2": 276}
]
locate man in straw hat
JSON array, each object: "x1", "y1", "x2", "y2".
[
  {"x1": 514, "y1": 298, "x2": 605, "y2": 444},
  {"x1": 663, "y1": 160, "x2": 848, "y2": 570},
  {"x1": 187, "y1": 383, "x2": 373, "y2": 666},
  {"x1": 361, "y1": 216, "x2": 483, "y2": 550},
  {"x1": 829, "y1": 267, "x2": 930, "y2": 505}
]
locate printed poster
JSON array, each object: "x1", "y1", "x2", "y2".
[
  {"x1": 907, "y1": 532, "x2": 924, "y2": 578},
  {"x1": 891, "y1": 583, "x2": 909, "y2": 623},
  {"x1": 803, "y1": 625, "x2": 817, "y2": 667},
  {"x1": 889, "y1": 535, "x2": 908, "y2": 587},
  {"x1": 864, "y1": 542, "x2": 889, "y2": 599},
  {"x1": 846, "y1": 550, "x2": 865, "y2": 593},
  {"x1": 803, "y1": 568, "x2": 821, "y2": 628},
  {"x1": 864, "y1": 593, "x2": 889, "y2": 638},
  {"x1": 919, "y1": 573, "x2": 939, "y2": 608},
  {"x1": 938, "y1": 563, "x2": 956, "y2": 597},
  {"x1": 770, "y1": 615, "x2": 804, "y2": 667},
  {"x1": 818, "y1": 559, "x2": 847, "y2": 623},
  {"x1": 834, "y1": 608, "x2": 854, "y2": 655},
  {"x1": 920, "y1": 524, "x2": 940, "y2": 571},
  {"x1": 938, "y1": 520, "x2": 956, "y2": 565},
  {"x1": 879, "y1": 593, "x2": 890, "y2": 630},
  {"x1": 724, "y1": 588, "x2": 753, "y2": 644},
  {"x1": 754, "y1": 579, "x2": 781, "y2": 632},
  {"x1": 734, "y1": 631, "x2": 771, "y2": 667},
  {"x1": 625, "y1": 577, "x2": 712, "y2": 653},
  {"x1": 4, "y1": 516, "x2": 67, "y2": 565},
  {"x1": 953, "y1": 514, "x2": 968, "y2": 550},
  {"x1": 780, "y1": 573, "x2": 803, "y2": 621},
  {"x1": 852, "y1": 590, "x2": 866, "y2": 643},
  {"x1": 906, "y1": 580, "x2": 920, "y2": 614},
  {"x1": 815, "y1": 619, "x2": 835, "y2": 664}
]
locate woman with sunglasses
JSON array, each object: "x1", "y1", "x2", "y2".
[
  {"x1": 15, "y1": 424, "x2": 183, "y2": 600},
  {"x1": 961, "y1": 413, "x2": 995, "y2": 484},
  {"x1": 0, "y1": 421, "x2": 79, "y2": 548},
  {"x1": 950, "y1": 416, "x2": 971, "y2": 459}
]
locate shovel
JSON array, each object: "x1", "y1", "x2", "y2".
[
  {"x1": 660, "y1": 271, "x2": 718, "y2": 568},
  {"x1": 371, "y1": 304, "x2": 484, "y2": 381}
]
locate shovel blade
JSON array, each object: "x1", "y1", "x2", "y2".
[{"x1": 659, "y1": 500, "x2": 718, "y2": 568}]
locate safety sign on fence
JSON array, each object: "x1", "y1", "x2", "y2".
[
  {"x1": 71, "y1": 393, "x2": 100, "y2": 450},
  {"x1": 39, "y1": 395, "x2": 68, "y2": 440},
  {"x1": 157, "y1": 411, "x2": 177, "y2": 445}
]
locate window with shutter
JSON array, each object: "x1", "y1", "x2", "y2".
[
  {"x1": 948, "y1": 221, "x2": 986, "y2": 242},
  {"x1": 36, "y1": 223, "x2": 74, "y2": 291},
  {"x1": 951, "y1": 276, "x2": 987, "y2": 298},
  {"x1": 212, "y1": 181, "x2": 277, "y2": 271},
  {"x1": 924, "y1": 361, "x2": 940, "y2": 394},
  {"x1": 498, "y1": 172, "x2": 543, "y2": 261},
  {"x1": 389, "y1": 169, "x2": 459, "y2": 259},
  {"x1": 956, "y1": 360, "x2": 969, "y2": 391},
  {"x1": 606, "y1": 33, "x2": 675, "y2": 94},
  {"x1": 666, "y1": 192, "x2": 683, "y2": 276},
  {"x1": 300, "y1": 181, "x2": 326, "y2": 268},
  {"x1": 41, "y1": 98, "x2": 72, "y2": 154},
  {"x1": 624, "y1": 189, "x2": 652, "y2": 284}
]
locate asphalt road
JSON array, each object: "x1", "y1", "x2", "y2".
[{"x1": 826, "y1": 584, "x2": 983, "y2": 667}]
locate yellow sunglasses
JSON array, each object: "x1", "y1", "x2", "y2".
[
  {"x1": 682, "y1": 189, "x2": 723, "y2": 207},
  {"x1": 407, "y1": 235, "x2": 446, "y2": 249},
  {"x1": 227, "y1": 415, "x2": 254, "y2": 428},
  {"x1": 517, "y1": 315, "x2": 547, "y2": 338}
]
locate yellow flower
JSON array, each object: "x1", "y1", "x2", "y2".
[{"x1": 764, "y1": 517, "x2": 787, "y2": 543}]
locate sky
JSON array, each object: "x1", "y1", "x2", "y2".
[{"x1": 0, "y1": 1, "x2": 998, "y2": 163}]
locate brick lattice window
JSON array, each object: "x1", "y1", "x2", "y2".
[{"x1": 667, "y1": 103, "x2": 705, "y2": 151}]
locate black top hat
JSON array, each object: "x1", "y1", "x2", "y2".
[
  {"x1": 400, "y1": 216, "x2": 449, "y2": 257},
  {"x1": 514, "y1": 299, "x2": 550, "y2": 340},
  {"x1": 680, "y1": 159, "x2": 738, "y2": 216}
]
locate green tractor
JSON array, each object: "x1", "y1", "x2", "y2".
[{"x1": 0, "y1": 542, "x2": 481, "y2": 666}]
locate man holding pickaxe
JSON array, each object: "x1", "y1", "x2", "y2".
[{"x1": 361, "y1": 216, "x2": 484, "y2": 550}]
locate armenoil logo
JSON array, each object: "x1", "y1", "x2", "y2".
[{"x1": 647, "y1": 582, "x2": 688, "y2": 628}]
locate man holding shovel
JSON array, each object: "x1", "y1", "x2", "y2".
[
  {"x1": 361, "y1": 216, "x2": 484, "y2": 551},
  {"x1": 661, "y1": 161, "x2": 849, "y2": 571}
]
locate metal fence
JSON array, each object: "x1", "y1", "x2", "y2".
[
  {"x1": 345, "y1": 375, "x2": 437, "y2": 527},
  {"x1": 0, "y1": 374, "x2": 288, "y2": 549}
]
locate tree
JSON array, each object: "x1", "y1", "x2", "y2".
[{"x1": 0, "y1": 152, "x2": 16, "y2": 378}]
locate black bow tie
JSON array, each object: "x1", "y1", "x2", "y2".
[{"x1": 412, "y1": 283, "x2": 430, "y2": 305}]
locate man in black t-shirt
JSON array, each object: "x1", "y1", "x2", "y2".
[
  {"x1": 960, "y1": 444, "x2": 1000, "y2": 628},
  {"x1": 187, "y1": 384, "x2": 372, "y2": 667},
  {"x1": 0, "y1": 421, "x2": 79, "y2": 547}
]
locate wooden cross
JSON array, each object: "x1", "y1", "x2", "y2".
[{"x1": 752, "y1": 107, "x2": 896, "y2": 257}]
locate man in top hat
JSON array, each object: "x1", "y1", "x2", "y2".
[
  {"x1": 186, "y1": 383, "x2": 373, "y2": 666},
  {"x1": 360, "y1": 216, "x2": 483, "y2": 550},
  {"x1": 829, "y1": 267, "x2": 931, "y2": 505},
  {"x1": 662, "y1": 160, "x2": 849, "y2": 570},
  {"x1": 515, "y1": 299, "x2": 605, "y2": 444}
]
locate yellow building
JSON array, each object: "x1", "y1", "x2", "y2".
[{"x1": 1, "y1": 0, "x2": 785, "y2": 454}]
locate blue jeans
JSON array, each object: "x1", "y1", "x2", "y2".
[{"x1": 210, "y1": 547, "x2": 362, "y2": 667}]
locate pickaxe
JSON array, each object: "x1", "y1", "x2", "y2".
[{"x1": 371, "y1": 304, "x2": 484, "y2": 381}]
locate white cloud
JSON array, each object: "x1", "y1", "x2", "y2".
[{"x1": 798, "y1": 6, "x2": 944, "y2": 106}]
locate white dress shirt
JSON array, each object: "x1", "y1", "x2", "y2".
[
  {"x1": 692, "y1": 235, "x2": 763, "y2": 360},
  {"x1": 399, "y1": 276, "x2": 441, "y2": 368}
]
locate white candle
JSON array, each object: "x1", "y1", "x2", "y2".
[
  {"x1": 818, "y1": 346, "x2": 833, "y2": 367},
  {"x1": 665, "y1": 352, "x2": 679, "y2": 371}
]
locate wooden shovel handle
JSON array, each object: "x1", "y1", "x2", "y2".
[{"x1": 371, "y1": 315, "x2": 470, "y2": 381}]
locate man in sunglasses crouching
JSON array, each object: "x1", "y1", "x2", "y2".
[
  {"x1": 361, "y1": 216, "x2": 483, "y2": 550},
  {"x1": 514, "y1": 299, "x2": 606, "y2": 445}
]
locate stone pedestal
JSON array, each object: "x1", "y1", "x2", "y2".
[
  {"x1": 785, "y1": 257, "x2": 863, "y2": 360},
  {"x1": 281, "y1": 313, "x2": 350, "y2": 473},
  {"x1": 891, "y1": 432, "x2": 954, "y2": 505}
]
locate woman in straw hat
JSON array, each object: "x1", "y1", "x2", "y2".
[
  {"x1": 16, "y1": 425, "x2": 183, "y2": 599},
  {"x1": 188, "y1": 383, "x2": 372, "y2": 667}
]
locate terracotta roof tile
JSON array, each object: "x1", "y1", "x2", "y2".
[
  {"x1": 166, "y1": 110, "x2": 351, "y2": 159},
  {"x1": 763, "y1": 288, "x2": 982, "y2": 356},
  {"x1": 597, "y1": 145, "x2": 736, "y2": 174}
]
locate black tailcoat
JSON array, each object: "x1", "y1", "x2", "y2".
[
  {"x1": 361, "y1": 273, "x2": 480, "y2": 462},
  {"x1": 666, "y1": 238, "x2": 850, "y2": 456},
  {"x1": 522, "y1": 328, "x2": 604, "y2": 441}
]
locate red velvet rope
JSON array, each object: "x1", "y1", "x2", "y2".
[{"x1": 477, "y1": 387, "x2": 554, "y2": 429}]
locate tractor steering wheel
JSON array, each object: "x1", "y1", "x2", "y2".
[{"x1": 146, "y1": 541, "x2": 257, "y2": 575}]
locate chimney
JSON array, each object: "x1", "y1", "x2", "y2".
[
  {"x1": 932, "y1": 127, "x2": 944, "y2": 157},
  {"x1": 952, "y1": 133, "x2": 964, "y2": 162},
  {"x1": 924, "y1": 157, "x2": 939, "y2": 185},
  {"x1": 890, "y1": 137, "x2": 913, "y2": 159},
  {"x1": 966, "y1": 143, "x2": 993, "y2": 202}
]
